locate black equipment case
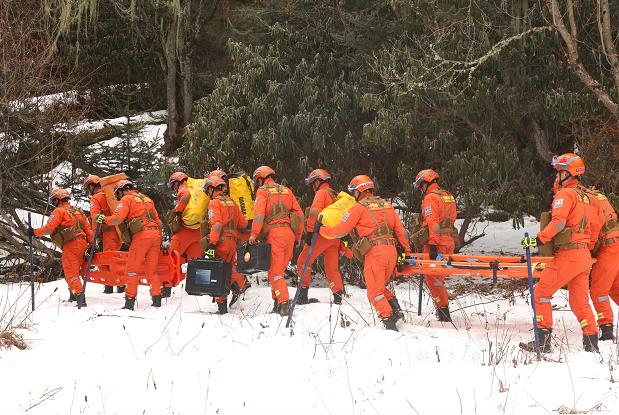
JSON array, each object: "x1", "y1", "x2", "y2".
[
  {"x1": 236, "y1": 243, "x2": 271, "y2": 274},
  {"x1": 185, "y1": 258, "x2": 232, "y2": 296}
]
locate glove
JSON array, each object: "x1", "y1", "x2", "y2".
[
  {"x1": 521, "y1": 236, "x2": 542, "y2": 249},
  {"x1": 84, "y1": 246, "x2": 93, "y2": 260},
  {"x1": 94, "y1": 238, "x2": 103, "y2": 253},
  {"x1": 304, "y1": 232, "x2": 313, "y2": 245},
  {"x1": 95, "y1": 214, "x2": 105, "y2": 224},
  {"x1": 27, "y1": 227, "x2": 35, "y2": 237},
  {"x1": 429, "y1": 245, "x2": 438, "y2": 260},
  {"x1": 205, "y1": 244, "x2": 216, "y2": 259}
]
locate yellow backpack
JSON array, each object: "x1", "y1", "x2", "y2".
[
  {"x1": 227, "y1": 173, "x2": 255, "y2": 220},
  {"x1": 320, "y1": 191, "x2": 357, "y2": 236},
  {"x1": 182, "y1": 177, "x2": 210, "y2": 229}
]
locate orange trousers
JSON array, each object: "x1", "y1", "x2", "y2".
[
  {"x1": 364, "y1": 244, "x2": 397, "y2": 319},
  {"x1": 170, "y1": 226, "x2": 202, "y2": 260},
  {"x1": 125, "y1": 229, "x2": 162, "y2": 298},
  {"x1": 296, "y1": 235, "x2": 343, "y2": 293},
  {"x1": 590, "y1": 242, "x2": 619, "y2": 325},
  {"x1": 61, "y1": 237, "x2": 88, "y2": 295},
  {"x1": 423, "y1": 243, "x2": 453, "y2": 308},
  {"x1": 215, "y1": 239, "x2": 245, "y2": 303},
  {"x1": 535, "y1": 248, "x2": 596, "y2": 335},
  {"x1": 102, "y1": 229, "x2": 122, "y2": 251},
  {"x1": 266, "y1": 226, "x2": 294, "y2": 304}
]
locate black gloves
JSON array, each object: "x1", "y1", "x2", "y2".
[
  {"x1": 304, "y1": 232, "x2": 313, "y2": 245},
  {"x1": 27, "y1": 227, "x2": 35, "y2": 237},
  {"x1": 429, "y1": 245, "x2": 438, "y2": 260}
]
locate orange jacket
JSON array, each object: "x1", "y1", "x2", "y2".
[
  {"x1": 421, "y1": 183, "x2": 457, "y2": 246},
  {"x1": 306, "y1": 183, "x2": 337, "y2": 232},
  {"x1": 320, "y1": 194, "x2": 412, "y2": 254},
  {"x1": 89, "y1": 189, "x2": 113, "y2": 226},
  {"x1": 34, "y1": 202, "x2": 94, "y2": 244},
  {"x1": 174, "y1": 182, "x2": 191, "y2": 214},
  {"x1": 105, "y1": 190, "x2": 161, "y2": 228},
  {"x1": 538, "y1": 183, "x2": 598, "y2": 246},
  {"x1": 582, "y1": 187, "x2": 619, "y2": 242},
  {"x1": 251, "y1": 178, "x2": 303, "y2": 239},
  {"x1": 207, "y1": 191, "x2": 248, "y2": 245}
]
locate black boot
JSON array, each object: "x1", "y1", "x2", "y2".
[
  {"x1": 583, "y1": 334, "x2": 599, "y2": 352},
  {"x1": 229, "y1": 282, "x2": 241, "y2": 307},
  {"x1": 519, "y1": 329, "x2": 552, "y2": 353},
  {"x1": 271, "y1": 299, "x2": 278, "y2": 313},
  {"x1": 297, "y1": 287, "x2": 309, "y2": 305},
  {"x1": 217, "y1": 301, "x2": 228, "y2": 314},
  {"x1": 333, "y1": 291, "x2": 343, "y2": 305},
  {"x1": 76, "y1": 294, "x2": 87, "y2": 307},
  {"x1": 161, "y1": 286, "x2": 171, "y2": 298},
  {"x1": 67, "y1": 290, "x2": 78, "y2": 302},
  {"x1": 116, "y1": 285, "x2": 125, "y2": 294},
  {"x1": 382, "y1": 313, "x2": 399, "y2": 331},
  {"x1": 122, "y1": 297, "x2": 136, "y2": 311},
  {"x1": 277, "y1": 301, "x2": 291, "y2": 316},
  {"x1": 103, "y1": 285, "x2": 114, "y2": 294},
  {"x1": 599, "y1": 324, "x2": 615, "y2": 341},
  {"x1": 388, "y1": 298, "x2": 404, "y2": 321},
  {"x1": 436, "y1": 306, "x2": 452, "y2": 322},
  {"x1": 151, "y1": 295, "x2": 162, "y2": 308}
]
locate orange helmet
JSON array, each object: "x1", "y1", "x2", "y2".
[
  {"x1": 82, "y1": 174, "x2": 101, "y2": 191},
  {"x1": 114, "y1": 179, "x2": 135, "y2": 200},
  {"x1": 167, "y1": 172, "x2": 189, "y2": 188},
  {"x1": 414, "y1": 169, "x2": 439, "y2": 189},
  {"x1": 252, "y1": 166, "x2": 275, "y2": 183},
  {"x1": 348, "y1": 175, "x2": 374, "y2": 193},
  {"x1": 48, "y1": 188, "x2": 71, "y2": 204},
  {"x1": 551, "y1": 153, "x2": 585, "y2": 177},
  {"x1": 305, "y1": 169, "x2": 331, "y2": 186},
  {"x1": 203, "y1": 175, "x2": 226, "y2": 192},
  {"x1": 209, "y1": 169, "x2": 227, "y2": 179}
]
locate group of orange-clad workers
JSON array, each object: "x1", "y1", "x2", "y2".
[{"x1": 28, "y1": 152, "x2": 618, "y2": 350}]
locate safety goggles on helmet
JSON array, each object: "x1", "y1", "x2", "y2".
[
  {"x1": 305, "y1": 169, "x2": 331, "y2": 186},
  {"x1": 167, "y1": 172, "x2": 189, "y2": 188},
  {"x1": 82, "y1": 175, "x2": 101, "y2": 191},
  {"x1": 203, "y1": 175, "x2": 226, "y2": 191},
  {"x1": 551, "y1": 153, "x2": 585, "y2": 177},
  {"x1": 413, "y1": 169, "x2": 439, "y2": 189},
  {"x1": 347, "y1": 175, "x2": 374, "y2": 193},
  {"x1": 48, "y1": 188, "x2": 71, "y2": 204},
  {"x1": 114, "y1": 180, "x2": 135, "y2": 200}
]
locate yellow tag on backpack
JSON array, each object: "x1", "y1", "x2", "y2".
[
  {"x1": 228, "y1": 174, "x2": 255, "y2": 220},
  {"x1": 181, "y1": 178, "x2": 210, "y2": 229},
  {"x1": 320, "y1": 191, "x2": 356, "y2": 234}
]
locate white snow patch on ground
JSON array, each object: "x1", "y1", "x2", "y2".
[
  {"x1": 459, "y1": 217, "x2": 541, "y2": 256},
  {"x1": 1, "y1": 277, "x2": 617, "y2": 415}
]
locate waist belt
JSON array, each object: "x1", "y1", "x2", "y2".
[
  {"x1": 268, "y1": 222, "x2": 290, "y2": 228},
  {"x1": 602, "y1": 237, "x2": 619, "y2": 246},
  {"x1": 555, "y1": 242, "x2": 588, "y2": 251},
  {"x1": 370, "y1": 238, "x2": 396, "y2": 247}
]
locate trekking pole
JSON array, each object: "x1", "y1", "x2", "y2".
[
  {"x1": 27, "y1": 213, "x2": 35, "y2": 312},
  {"x1": 78, "y1": 210, "x2": 104, "y2": 309},
  {"x1": 523, "y1": 232, "x2": 542, "y2": 361},
  {"x1": 286, "y1": 215, "x2": 322, "y2": 328},
  {"x1": 417, "y1": 275, "x2": 424, "y2": 316}
]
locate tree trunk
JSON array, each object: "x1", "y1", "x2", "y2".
[{"x1": 164, "y1": 17, "x2": 179, "y2": 154}]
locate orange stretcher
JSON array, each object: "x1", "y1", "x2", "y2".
[
  {"x1": 396, "y1": 253, "x2": 555, "y2": 280},
  {"x1": 85, "y1": 250, "x2": 186, "y2": 288}
]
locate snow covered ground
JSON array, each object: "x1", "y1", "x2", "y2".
[{"x1": 1, "y1": 271, "x2": 617, "y2": 414}]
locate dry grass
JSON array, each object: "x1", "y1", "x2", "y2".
[{"x1": 0, "y1": 329, "x2": 27, "y2": 350}]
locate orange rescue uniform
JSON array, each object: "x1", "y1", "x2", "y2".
[
  {"x1": 35, "y1": 202, "x2": 94, "y2": 295},
  {"x1": 170, "y1": 182, "x2": 202, "y2": 260},
  {"x1": 251, "y1": 178, "x2": 303, "y2": 304},
  {"x1": 296, "y1": 183, "x2": 344, "y2": 293},
  {"x1": 89, "y1": 189, "x2": 122, "y2": 251},
  {"x1": 207, "y1": 191, "x2": 249, "y2": 303},
  {"x1": 535, "y1": 183, "x2": 598, "y2": 335},
  {"x1": 105, "y1": 190, "x2": 162, "y2": 299},
  {"x1": 321, "y1": 195, "x2": 411, "y2": 319},
  {"x1": 583, "y1": 188, "x2": 619, "y2": 325},
  {"x1": 421, "y1": 183, "x2": 457, "y2": 308}
]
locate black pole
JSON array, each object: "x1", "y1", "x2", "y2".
[
  {"x1": 417, "y1": 275, "x2": 424, "y2": 316},
  {"x1": 28, "y1": 213, "x2": 35, "y2": 312},
  {"x1": 524, "y1": 232, "x2": 542, "y2": 360},
  {"x1": 78, "y1": 210, "x2": 104, "y2": 309}
]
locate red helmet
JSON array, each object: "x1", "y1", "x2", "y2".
[
  {"x1": 551, "y1": 153, "x2": 585, "y2": 177},
  {"x1": 48, "y1": 188, "x2": 71, "y2": 204},
  {"x1": 167, "y1": 172, "x2": 189, "y2": 188},
  {"x1": 114, "y1": 179, "x2": 135, "y2": 200},
  {"x1": 82, "y1": 174, "x2": 101, "y2": 191},
  {"x1": 209, "y1": 169, "x2": 227, "y2": 179},
  {"x1": 348, "y1": 175, "x2": 374, "y2": 193},
  {"x1": 252, "y1": 166, "x2": 275, "y2": 183},
  {"x1": 203, "y1": 175, "x2": 226, "y2": 192},
  {"x1": 305, "y1": 169, "x2": 331, "y2": 186},
  {"x1": 414, "y1": 169, "x2": 439, "y2": 189}
]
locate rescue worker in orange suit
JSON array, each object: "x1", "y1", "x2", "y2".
[
  {"x1": 167, "y1": 172, "x2": 203, "y2": 260},
  {"x1": 82, "y1": 174, "x2": 124, "y2": 294},
  {"x1": 29, "y1": 188, "x2": 94, "y2": 305},
  {"x1": 296, "y1": 169, "x2": 345, "y2": 304},
  {"x1": 413, "y1": 169, "x2": 457, "y2": 322},
  {"x1": 520, "y1": 153, "x2": 599, "y2": 353},
  {"x1": 248, "y1": 166, "x2": 303, "y2": 316},
  {"x1": 96, "y1": 180, "x2": 163, "y2": 310},
  {"x1": 580, "y1": 185, "x2": 619, "y2": 341},
  {"x1": 320, "y1": 175, "x2": 412, "y2": 331},
  {"x1": 203, "y1": 175, "x2": 249, "y2": 314}
]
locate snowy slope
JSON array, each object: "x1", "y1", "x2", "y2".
[{"x1": 1, "y1": 276, "x2": 617, "y2": 415}]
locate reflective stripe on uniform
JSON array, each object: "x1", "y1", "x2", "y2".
[
  {"x1": 273, "y1": 275, "x2": 284, "y2": 281},
  {"x1": 539, "y1": 297, "x2": 552, "y2": 303},
  {"x1": 374, "y1": 294, "x2": 385, "y2": 302},
  {"x1": 128, "y1": 272, "x2": 137, "y2": 277},
  {"x1": 580, "y1": 319, "x2": 589, "y2": 327},
  {"x1": 597, "y1": 295, "x2": 609, "y2": 302}
]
